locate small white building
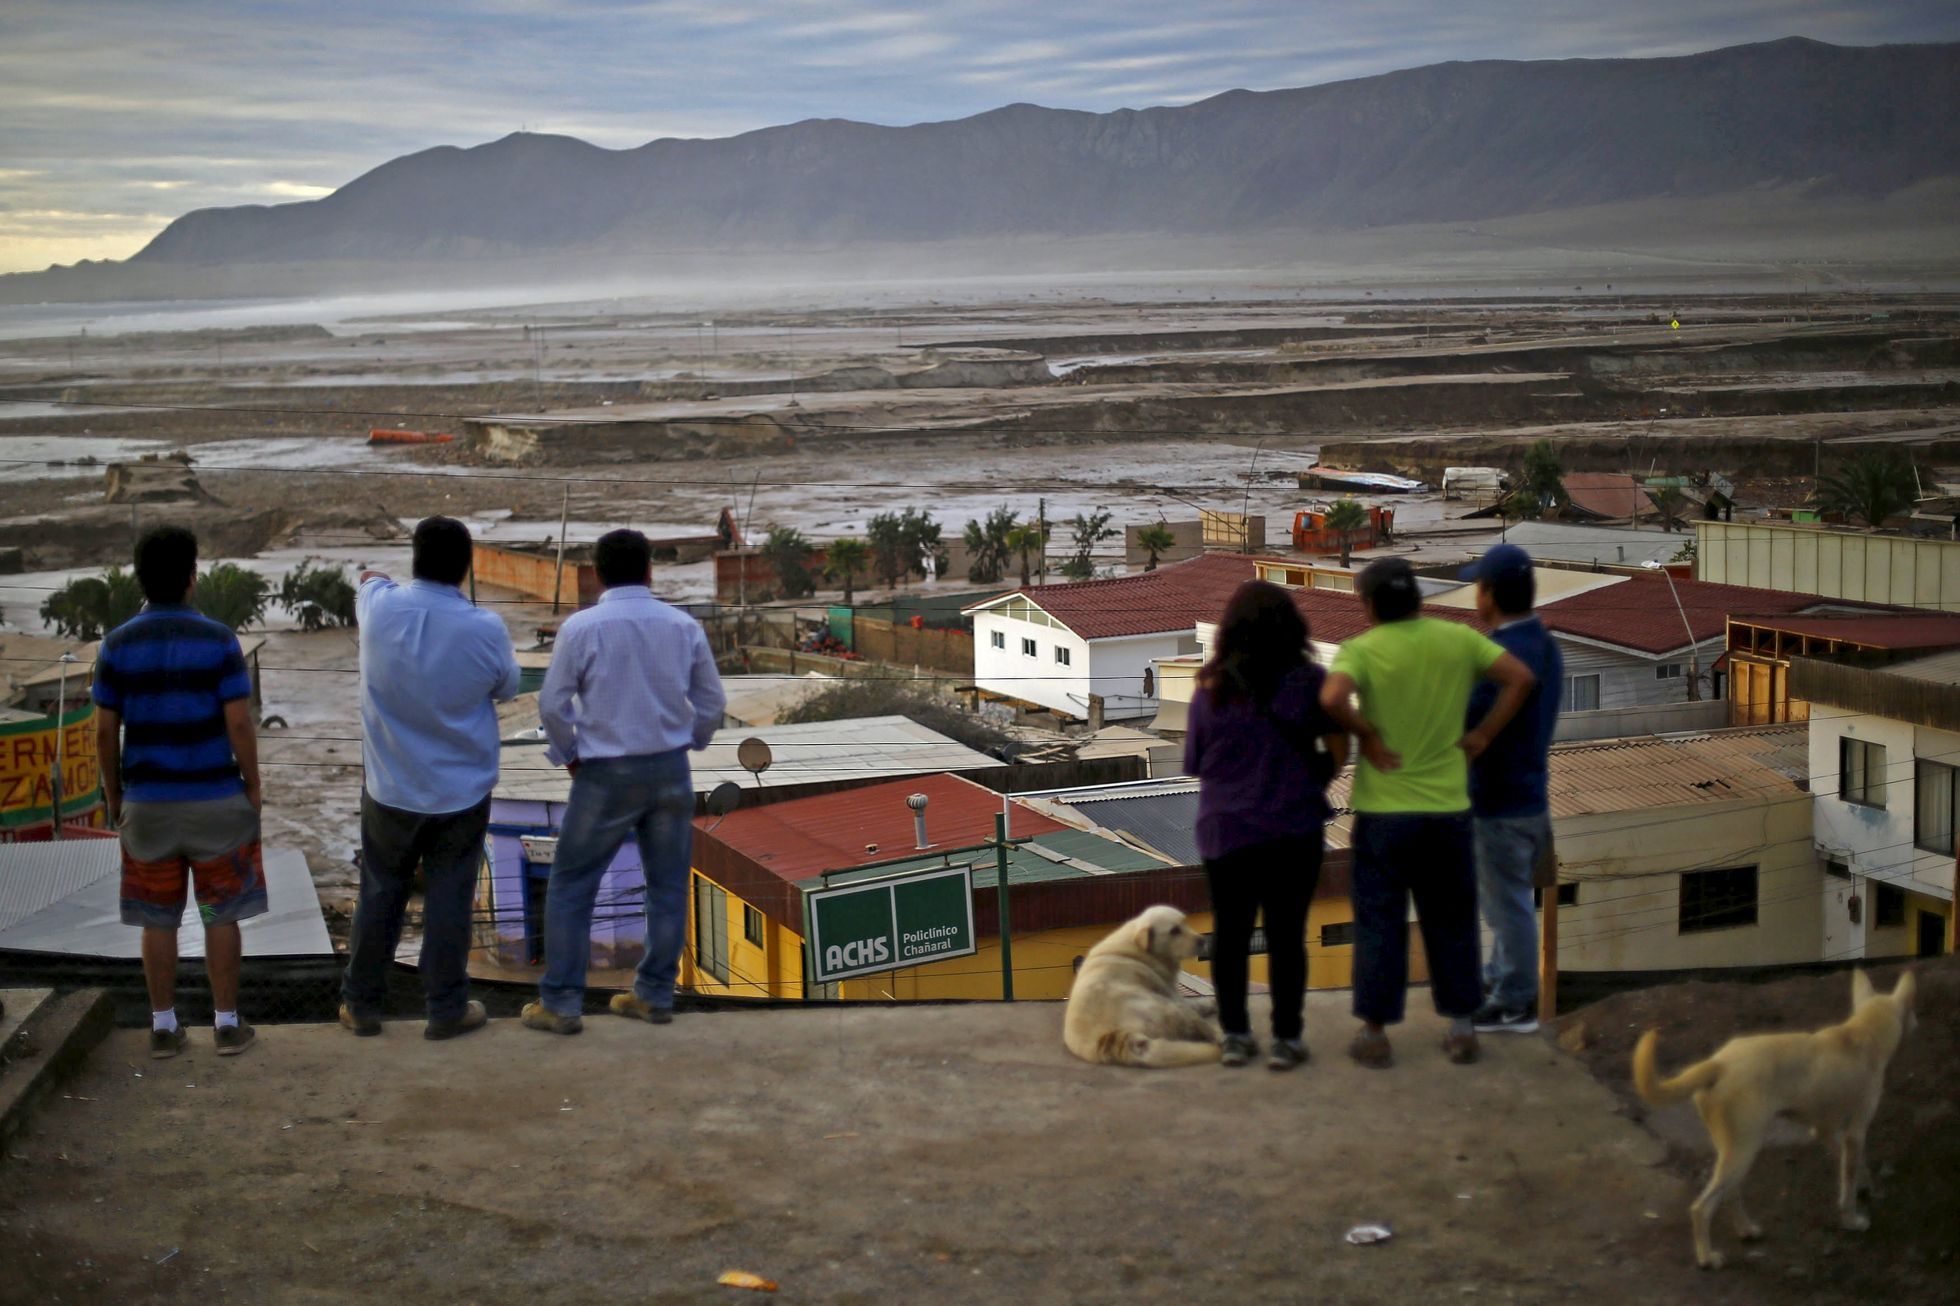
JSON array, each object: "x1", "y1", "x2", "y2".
[
  {"x1": 1793, "y1": 651, "x2": 1957, "y2": 962},
  {"x1": 964, "y1": 554, "x2": 1258, "y2": 721}
]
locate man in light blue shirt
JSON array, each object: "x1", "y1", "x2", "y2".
[
  {"x1": 524, "y1": 528, "x2": 725, "y2": 1035},
  {"x1": 342, "y1": 516, "x2": 521, "y2": 1042}
]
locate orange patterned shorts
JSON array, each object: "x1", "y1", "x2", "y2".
[{"x1": 118, "y1": 796, "x2": 268, "y2": 929}]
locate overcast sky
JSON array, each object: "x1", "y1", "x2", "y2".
[{"x1": 2, "y1": 0, "x2": 1954, "y2": 273}]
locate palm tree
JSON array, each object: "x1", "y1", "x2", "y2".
[
  {"x1": 1324, "y1": 499, "x2": 1369, "y2": 567},
  {"x1": 40, "y1": 567, "x2": 145, "y2": 641},
  {"x1": 961, "y1": 505, "x2": 1017, "y2": 583},
  {"x1": 825, "y1": 536, "x2": 869, "y2": 604},
  {"x1": 1646, "y1": 485, "x2": 1689, "y2": 533},
  {"x1": 1136, "y1": 523, "x2": 1176, "y2": 572},
  {"x1": 277, "y1": 560, "x2": 357, "y2": 632},
  {"x1": 1505, "y1": 439, "x2": 1569, "y2": 520},
  {"x1": 1818, "y1": 453, "x2": 1917, "y2": 529},
  {"x1": 1061, "y1": 510, "x2": 1115, "y2": 582},
  {"x1": 760, "y1": 525, "x2": 817, "y2": 600},
  {"x1": 1004, "y1": 523, "x2": 1047, "y2": 587},
  {"x1": 194, "y1": 563, "x2": 271, "y2": 631}
]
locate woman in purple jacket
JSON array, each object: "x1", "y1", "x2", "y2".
[{"x1": 1182, "y1": 580, "x2": 1348, "y2": 1070}]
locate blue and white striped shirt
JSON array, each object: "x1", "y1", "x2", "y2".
[
  {"x1": 539, "y1": 586, "x2": 725, "y2": 765},
  {"x1": 93, "y1": 605, "x2": 252, "y2": 803}
]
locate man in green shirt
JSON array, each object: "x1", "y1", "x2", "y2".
[{"x1": 1321, "y1": 557, "x2": 1536, "y2": 1068}]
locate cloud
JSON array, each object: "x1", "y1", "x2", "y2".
[{"x1": 0, "y1": 0, "x2": 1955, "y2": 273}]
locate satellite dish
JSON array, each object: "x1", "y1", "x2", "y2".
[
  {"x1": 706, "y1": 781, "x2": 743, "y2": 817},
  {"x1": 737, "y1": 736, "x2": 773, "y2": 781}
]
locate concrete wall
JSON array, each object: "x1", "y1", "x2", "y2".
[
  {"x1": 1809, "y1": 713, "x2": 1960, "y2": 929},
  {"x1": 851, "y1": 618, "x2": 974, "y2": 674},
  {"x1": 1696, "y1": 520, "x2": 1960, "y2": 613},
  {"x1": 1552, "y1": 793, "x2": 1824, "y2": 972}
]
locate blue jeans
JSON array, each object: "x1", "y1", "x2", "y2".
[
  {"x1": 540, "y1": 751, "x2": 692, "y2": 1016},
  {"x1": 1474, "y1": 811, "x2": 1551, "y2": 1011},
  {"x1": 1349, "y1": 812, "x2": 1482, "y2": 1026}
]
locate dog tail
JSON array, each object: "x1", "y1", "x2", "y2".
[
  {"x1": 1094, "y1": 1029, "x2": 1220, "y2": 1069},
  {"x1": 1631, "y1": 1029, "x2": 1722, "y2": 1105}
]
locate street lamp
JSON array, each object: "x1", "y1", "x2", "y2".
[{"x1": 1642, "y1": 561, "x2": 1700, "y2": 701}]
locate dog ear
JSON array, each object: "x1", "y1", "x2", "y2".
[
  {"x1": 1851, "y1": 968, "x2": 1875, "y2": 1007},
  {"x1": 1893, "y1": 969, "x2": 1916, "y2": 1009},
  {"x1": 1133, "y1": 919, "x2": 1157, "y2": 953}
]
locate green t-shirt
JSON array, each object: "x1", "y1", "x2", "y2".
[{"x1": 1330, "y1": 617, "x2": 1506, "y2": 814}]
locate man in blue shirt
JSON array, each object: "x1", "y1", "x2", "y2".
[
  {"x1": 341, "y1": 516, "x2": 521, "y2": 1041},
  {"x1": 93, "y1": 525, "x2": 264, "y2": 1059},
  {"x1": 1461, "y1": 544, "x2": 1564, "y2": 1034},
  {"x1": 524, "y1": 528, "x2": 725, "y2": 1035}
]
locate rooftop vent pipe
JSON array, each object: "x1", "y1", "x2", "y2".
[{"x1": 907, "y1": 792, "x2": 931, "y2": 849}]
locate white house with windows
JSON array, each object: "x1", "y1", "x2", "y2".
[
  {"x1": 965, "y1": 554, "x2": 1255, "y2": 721},
  {"x1": 1794, "y1": 651, "x2": 1958, "y2": 962}
]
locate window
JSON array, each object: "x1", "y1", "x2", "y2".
[
  {"x1": 1873, "y1": 881, "x2": 1907, "y2": 929},
  {"x1": 1679, "y1": 866, "x2": 1758, "y2": 934},
  {"x1": 1914, "y1": 759, "x2": 1956, "y2": 854},
  {"x1": 1532, "y1": 883, "x2": 1579, "y2": 909},
  {"x1": 1021, "y1": 636, "x2": 1037, "y2": 658},
  {"x1": 1563, "y1": 674, "x2": 1600, "y2": 712},
  {"x1": 1655, "y1": 663, "x2": 1682, "y2": 680},
  {"x1": 1840, "y1": 737, "x2": 1887, "y2": 808},
  {"x1": 1054, "y1": 646, "x2": 1072, "y2": 666},
  {"x1": 1825, "y1": 859, "x2": 1851, "y2": 881},
  {"x1": 742, "y1": 903, "x2": 765, "y2": 948},
  {"x1": 693, "y1": 876, "x2": 729, "y2": 983},
  {"x1": 1319, "y1": 921, "x2": 1354, "y2": 948},
  {"x1": 989, "y1": 629, "x2": 1004, "y2": 650}
]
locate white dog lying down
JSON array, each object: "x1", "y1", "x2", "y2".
[
  {"x1": 1632, "y1": 968, "x2": 1917, "y2": 1270},
  {"x1": 1064, "y1": 905, "x2": 1221, "y2": 1068}
]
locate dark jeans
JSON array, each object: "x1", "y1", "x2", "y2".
[
  {"x1": 1204, "y1": 835, "x2": 1323, "y2": 1041},
  {"x1": 540, "y1": 751, "x2": 692, "y2": 1017},
  {"x1": 1350, "y1": 812, "x2": 1482, "y2": 1026},
  {"x1": 342, "y1": 790, "x2": 490, "y2": 1023}
]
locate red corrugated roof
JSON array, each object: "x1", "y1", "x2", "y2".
[
  {"x1": 1730, "y1": 612, "x2": 1960, "y2": 651},
  {"x1": 1289, "y1": 587, "x2": 1486, "y2": 643},
  {"x1": 693, "y1": 773, "x2": 1070, "y2": 882},
  {"x1": 974, "y1": 553, "x2": 1262, "y2": 640},
  {"x1": 1537, "y1": 575, "x2": 1852, "y2": 654}
]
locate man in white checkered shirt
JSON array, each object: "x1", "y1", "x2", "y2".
[{"x1": 522, "y1": 529, "x2": 726, "y2": 1036}]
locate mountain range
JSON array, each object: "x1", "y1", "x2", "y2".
[{"x1": 9, "y1": 36, "x2": 1957, "y2": 301}]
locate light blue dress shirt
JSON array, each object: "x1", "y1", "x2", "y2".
[
  {"x1": 538, "y1": 585, "x2": 726, "y2": 765},
  {"x1": 359, "y1": 577, "x2": 522, "y2": 814}
]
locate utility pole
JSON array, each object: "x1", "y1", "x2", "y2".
[
  {"x1": 51, "y1": 653, "x2": 78, "y2": 839},
  {"x1": 1036, "y1": 498, "x2": 1047, "y2": 586},
  {"x1": 550, "y1": 483, "x2": 570, "y2": 615},
  {"x1": 995, "y1": 813, "x2": 1015, "y2": 1001}
]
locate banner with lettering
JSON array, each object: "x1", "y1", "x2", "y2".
[{"x1": 0, "y1": 701, "x2": 103, "y2": 833}]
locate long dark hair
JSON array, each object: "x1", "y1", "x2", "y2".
[{"x1": 1197, "y1": 580, "x2": 1312, "y2": 710}]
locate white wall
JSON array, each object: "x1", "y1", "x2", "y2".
[
  {"x1": 971, "y1": 612, "x2": 1187, "y2": 719},
  {"x1": 1555, "y1": 634, "x2": 1724, "y2": 712},
  {"x1": 1809, "y1": 712, "x2": 1960, "y2": 921}
]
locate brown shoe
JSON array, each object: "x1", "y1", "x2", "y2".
[
  {"x1": 338, "y1": 1003, "x2": 382, "y2": 1037},
  {"x1": 425, "y1": 999, "x2": 488, "y2": 1041},
  {"x1": 1443, "y1": 1030, "x2": 1481, "y2": 1065},
  {"x1": 1348, "y1": 1027, "x2": 1393, "y2": 1069},
  {"x1": 608, "y1": 993, "x2": 673, "y2": 1025},
  {"x1": 520, "y1": 1000, "x2": 582, "y2": 1035}
]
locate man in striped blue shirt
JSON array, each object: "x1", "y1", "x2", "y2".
[
  {"x1": 94, "y1": 526, "x2": 264, "y2": 1060},
  {"x1": 523, "y1": 528, "x2": 724, "y2": 1035}
]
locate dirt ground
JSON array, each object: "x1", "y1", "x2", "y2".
[
  {"x1": 0, "y1": 992, "x2": 1803, "y2": 1306},
  {"x1": 1557, "y1": 955, "x2": 1960, "y2": 1304}
]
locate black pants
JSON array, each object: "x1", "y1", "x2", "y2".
[
  {"x1": 341, "y1": 791, "x2": 490, "y2": 1023},
  {"x1": 1204, "y1": 835, "x2": 1323, "y2": 1041},
  {"x1": 1350, "y1": 812, "x2": 1482, "y2": 1025}
]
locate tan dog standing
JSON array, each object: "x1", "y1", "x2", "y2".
[
  {"x1": 1632, "y1": 968, "x2": 1917, "y2": 1270},
  {"x1": 1064, "y1": 906, "x2": 1221, "y2": 1068}
]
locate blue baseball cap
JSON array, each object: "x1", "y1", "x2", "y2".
[{"x1": 1460, "y1": 543, "x2": 1534, "y2": 583}]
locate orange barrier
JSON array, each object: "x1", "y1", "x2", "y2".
[{"x1": 367, "y1": 428, "x2": 455, "y2": 445}]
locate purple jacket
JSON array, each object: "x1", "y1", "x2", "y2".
[{"x1": 1182, "y1": 664, "x2": 1338, "y2": 862}]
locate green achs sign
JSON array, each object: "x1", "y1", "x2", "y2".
[{"x1": 804, "y1": 864, "x2": 977, "y2": 985}]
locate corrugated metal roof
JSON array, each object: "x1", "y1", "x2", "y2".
[
  {"x1": 1889, "y1": 649, "x2": 1960, "y2": 684},
  {"x1": 1562, "y1": 473, "x2": 1656, "y2": 521},
  {"x1": 1544, "y1": 726, "x2": 1806, "y2": 817},
  {"x1": 967, "y1": 553, "x2": 1260, "y2": 640},
  {"x1": 1732, "y1": 612, "x2": 1960, "y2": 651},
  {"x1": 1537, "y1": 576, "x2": 1860, "y2": 655},
  {"x1": 808, "y1": 825, "x2": 1173, "y2": 891},
  {"x1": 495, "y1": 715, "x2": 999, "y2": 803},
  {"x1": 0, "y1": 844, "x2": 331, "y2": 958},
  {"x1": 1052, "y1": 790, "x2": 1202, "y2": 866},
  {"x1": 698, "y1": 772, "x2": 1072, "y2": 883}
]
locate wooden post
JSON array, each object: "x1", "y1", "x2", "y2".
[
  {"x1": 1949, "y1": 831, "x2": 1959, "y2": 956},
  {"x1": 1536, "y1": 835, "x2": 1560, "y2": 1025},
  {"x1": 550, "y1": 484, "x2": 570, "y2": 615}
]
